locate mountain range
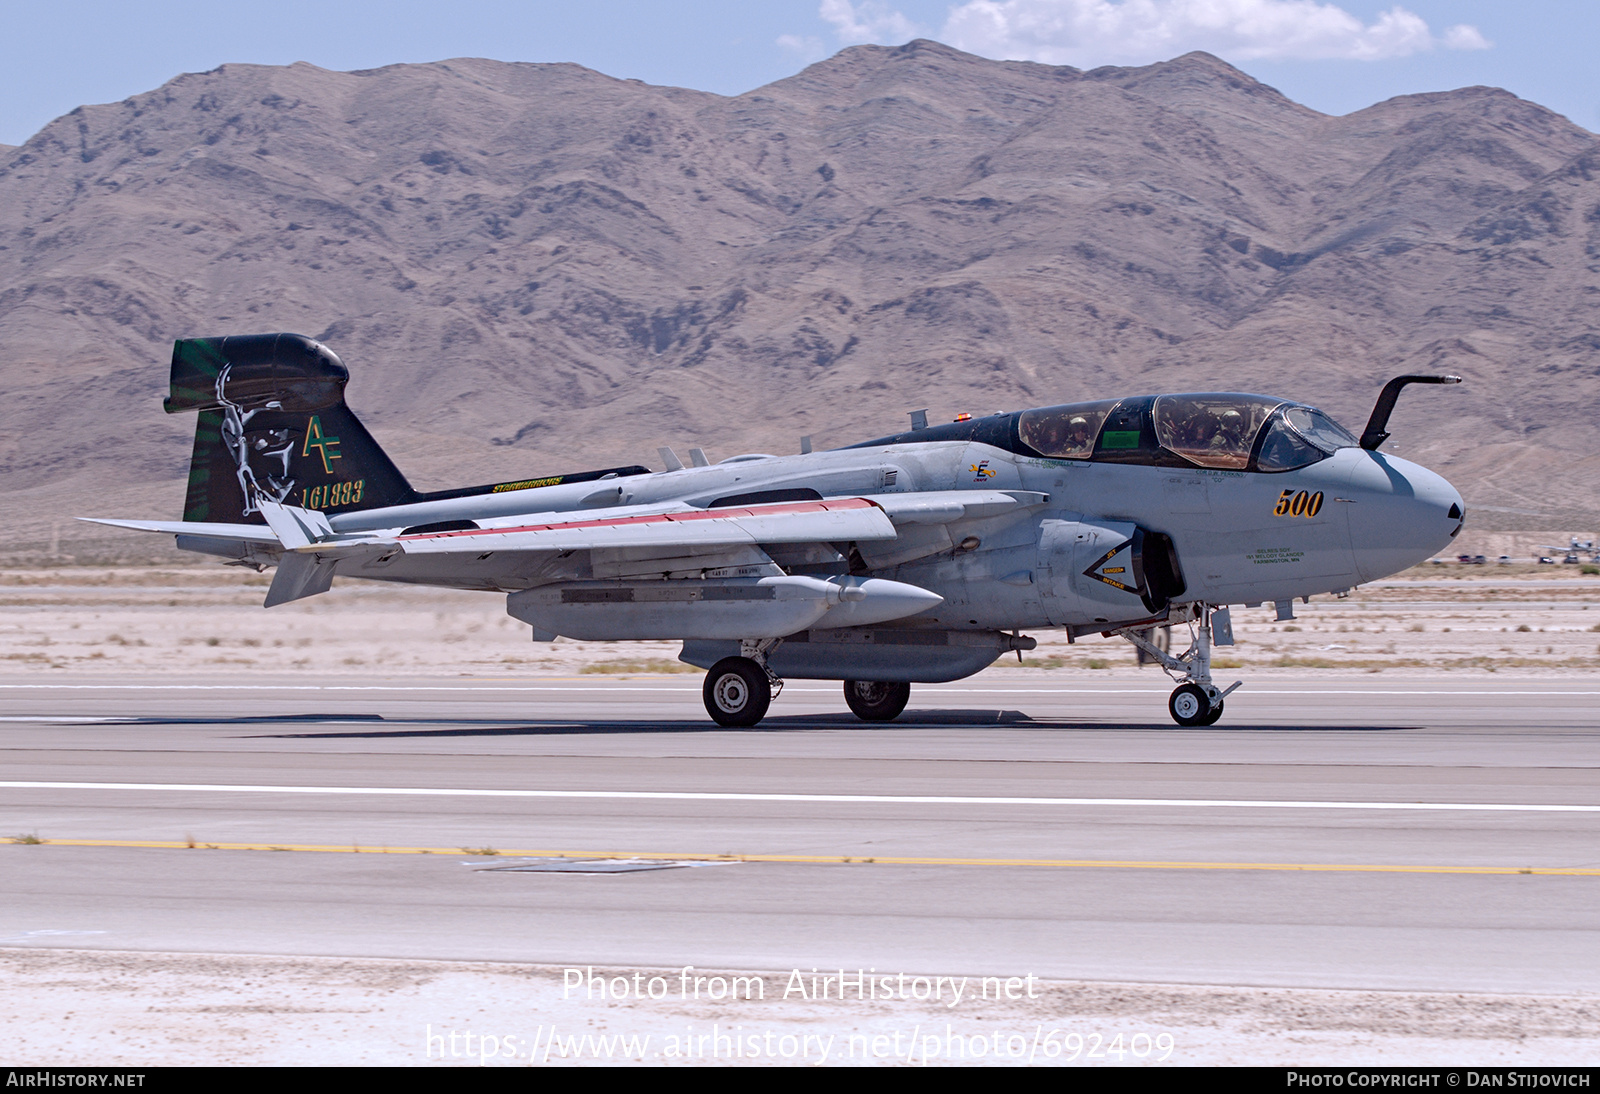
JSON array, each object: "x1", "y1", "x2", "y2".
[{"x1": 2, "y1": 39, "x2": 1595, "y2": 558}]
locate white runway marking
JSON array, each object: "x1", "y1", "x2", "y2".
[
  {"x1": 0, "y1": 717, "x2": 129, "y2": 723},
  {"x1": 5, "y1": 781, "x2": 1599, "y2": 812}
]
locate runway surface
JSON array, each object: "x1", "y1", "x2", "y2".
[{"x1": 3, "y1": 672, "x2": 1599, "y2": 994}]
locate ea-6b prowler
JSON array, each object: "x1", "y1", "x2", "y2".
[{"x1": 88, "y1": 334, "x2": 1466, "y2": 727}]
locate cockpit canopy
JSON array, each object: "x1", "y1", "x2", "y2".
[{"x1": 1018, "y1": 394, "x2": 1358, "y2": 472}]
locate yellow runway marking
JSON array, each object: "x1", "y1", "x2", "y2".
[{"x1": 10, "y1": 838, "x2": 1600, "y2": 875}]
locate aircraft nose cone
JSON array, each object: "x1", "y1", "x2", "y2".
[{"x1": 1346, "y1": 452, "x2": 1465, "y2": 582}]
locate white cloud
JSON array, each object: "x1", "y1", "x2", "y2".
[
  {"x1": 812, "y1": 0, "x2": 1491, "y2": 65},
  {"x1": 1441, "y1": 23, "x2": 1491, "y2": 52},
  {"x1": 819, "y1": 0, "x2": 925, "y2": 45},
  {"x1": 777, "y1": 32, "x2": 830, "y2": 62}
]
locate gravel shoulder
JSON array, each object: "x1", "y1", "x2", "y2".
[{"x1": 5, "y1": 948, "x2": 1598, "y2": 1067}]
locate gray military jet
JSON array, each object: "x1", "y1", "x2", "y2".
[{"x1": 88, "y1": 334, "x2": 1465, "y2": 727}]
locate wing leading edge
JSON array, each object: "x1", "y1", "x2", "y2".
[{"x1": 397, "y1": 496, "x2": 898, "y2": 554}]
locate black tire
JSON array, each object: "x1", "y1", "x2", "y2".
[
  {"x1": 843, "y1": 680, "x2": 911, "y2": 722},
  {"x1": 703, "y1": 657, "x2": 771, "y2": 727},
  {"x1": 1168, "y1": 683, "x2": 1212, "y2": 727},
  {"x1": 1201, "y1": 699, "x2": 1224, "y2": 726}
]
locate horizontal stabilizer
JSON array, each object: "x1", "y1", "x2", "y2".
[{"x1": 264, "y1": 551, "x2": 336, "y2": 607}]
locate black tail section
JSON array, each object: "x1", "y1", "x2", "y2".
[
  {"x1": 168, "y1": 334, "x2": 417, "y2": 523},
  {"x1": 167, "y1": 333, "x2": 654, "y2": 525}
]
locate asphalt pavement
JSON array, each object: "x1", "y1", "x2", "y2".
[{"x1": 3, "y1": 673, "x2": 1598, "y2": 993}]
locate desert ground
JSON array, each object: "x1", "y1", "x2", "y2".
[
  {"x1": 3, "y1": 551, "x2": 1596, "y2": 682},
  {"x1": 5, "y1": 949, "x2": 1600, "y2": 1067}
]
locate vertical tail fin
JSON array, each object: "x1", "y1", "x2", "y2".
[{"x1": 166, "y1": 334, "x2": 417, "y2": 523}]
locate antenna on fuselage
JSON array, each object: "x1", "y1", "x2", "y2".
[{"x1": 908, "y1": 410, "x2": 928, "y2": 431}]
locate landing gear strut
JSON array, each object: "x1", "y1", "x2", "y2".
[
  {"x1": 843, "y1": 680, "x2": 911, "y2": 722},
  {"x1": 701, "y1": 638, "x2": 783, "y2": 727},
  {"x1": 1116, "y1": 605, "x2": 1240, "y2": 727}
]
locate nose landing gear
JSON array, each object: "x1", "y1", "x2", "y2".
[
  {"x1": 1168, "y1": 682, "x2": 1223, "y2": 727},
  {"x1": 1117, "y1": 605, "x2": 1240, "y2": 726}
]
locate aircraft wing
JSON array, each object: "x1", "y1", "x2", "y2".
[
  {"x1": 861, "y1": 490, "x2": 1048, "y2": 524},
  {"x1": 83, "y1": 491, "x2": 1049, "y2": 607},
  {"x1": 83, "y1": 490, "x2": 1048, "y2": 558},
  {"x1": 397, "y1": 496, "x2": 899, "y2": 554},
  {"x1": 79, "y1": 517, "x2": 280, "y2": 543}
]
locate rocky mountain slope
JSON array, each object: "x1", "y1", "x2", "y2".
[{"x1": 2, "y1": 40, "x2": 1595, "y2": 556}]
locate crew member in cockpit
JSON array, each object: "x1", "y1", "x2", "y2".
[
  {"x1": 1063, "y1": 415, "x2": 1093, "y2": 456},
  {"x1": 1209, "y1": 408, "x2": 1246, "y2": 456}
]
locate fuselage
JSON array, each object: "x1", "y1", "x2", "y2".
[{"x1": 313, "y1": 392, "x2": 1464, "y2": 634}]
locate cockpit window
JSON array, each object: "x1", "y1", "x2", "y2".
[
  {"x1": 1153, "y1": 394, "x2": 1280, "y2": 470},
  {"x1": 1255, "y1": 406, "x2": 1359, "y2": 471},
  {"x1": 1255, "y1": 417, "x2": 1323, "y2": 471},
  {"x1": 978, "y1": 391, "x2": 1359, "y2": 473},
  {"x1": 1017, "y1": 400, "x2": 1118, "y2": 459},
  {"x1": 1282, "y1": 407, "x2": 1358, "y2": 453},
  {"x1": 1090, "y1": 396, "x2": 1161, "y2": 463}
]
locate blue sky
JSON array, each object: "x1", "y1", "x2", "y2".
[{"x1": 2, "y1": 1, "x2": 1596, "y2": 147}]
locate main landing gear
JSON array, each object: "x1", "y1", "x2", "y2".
[
  {"x1": 702, "y1": 639, "x2": 783, "y2": 727},
  {"x1": 1116, "y1": 605, "x2": 1241, "y2": 727},
  {"x1": 843, "y1": 680, "x2": 911, "y2": 722},
  {"x1": 700, "y1": 639, "x2": 917, "y2": 727}
]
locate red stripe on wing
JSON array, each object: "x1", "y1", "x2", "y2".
[{"x1": 398, "y1": 496, "x2": 879, "y2": 541}]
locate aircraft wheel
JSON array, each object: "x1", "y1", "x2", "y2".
[
  {"x1": 1168, "y1": 683, "x2": 1212, "y2": 727},
  {"x1": 1201, "y1": 699, "x2": 1224, "y2": 726},
  {"x1": 843, "y1": 680, "x2": 911, "y2": 722},
  {"x1": 703, "y1": 657, "x2": 771, "y2": 727}
]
